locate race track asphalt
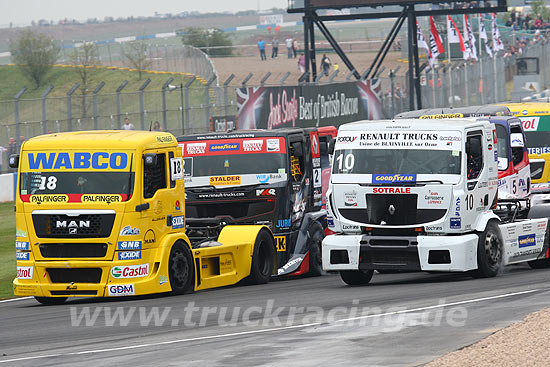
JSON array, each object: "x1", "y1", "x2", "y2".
[{"x1": 1, "y1": 265, "x2": 550, "y2": 366}]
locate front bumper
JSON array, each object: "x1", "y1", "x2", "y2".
[
  {"x1": 322, "y1": 233, "x2": 479, "y2": 272},
  {"x1": 13, "y1": 257, "x2": 171, "y2": 298}
]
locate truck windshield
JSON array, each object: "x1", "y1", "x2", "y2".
[
  {"x1": 332, "y1": 149, "x2": 461, "y2": 175},
  {"x1": 182, "y1": 137, "x2": 288, "y2": 187},
  {"x1": 20, "y1": 171, "x2": 135, "y2": 200}
]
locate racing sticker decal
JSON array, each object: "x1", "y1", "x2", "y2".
[
  {"x1": 111, "y1": 264, "x2": 149, "y2": 279},
  {"x1": 518, "y1": 234, "x2": 536, "y2": 248},
  {"x1": 209, "y1": 143, "x2": 240, "y2": 152},
  {"x1": 17, "y1": 266, "x2": 33, "y2": 279},
  {"x1": 186, "y1": 142, "x2": 207, "y2": 155},
  {"x1": 243, "y1": 140, "x2": 264, "y2": 152},
  {"x1": 29, "y1": 194, "x2": 69, "y2": 204},
  {"x1": 450, "y1": 217, "x2": 461, "y2": 229},
  {"x1": 16, "y1": 252, "x2": 30, "y2": 261},
  {"x1": 274, "y1": 236, "x2": 287, "y2": 252},
  {"x1": 344, "y1": 191, "x2": 358, "y2": 207},
  {"x1": 172, "y1": 215, "x2": 185, "y2": 229},
  {"x1": 372, "y1": 174, "x2": 416, "y2": 184},
  {"x1": 118, "y1": 251, "x2": 142, "y2": 260},
  {"x1": 120, "y1": 226, "x2": 140, "y2": 236},
  {"x1": 209, "y1": 175, "x2": 241, "y2": 186},
  {"x1": 15, "y1": 241, "x2": 29, "y2": 250},
  {"x1": 144, "y1": 230, "x2": 156, "y2": 245},
  {"x1": 108, "y1": 284, "x2": 135, "y2": 296},
  {"x1": 266, "y1": 139, "x2": 280, "y2": 152},
  {"x1": 117, "y1": 241, "x2": 142, "y2": 250}
]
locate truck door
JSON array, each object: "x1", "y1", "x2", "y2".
[
  {"x1": 288, "y1": 134, "x2": 310, "y2": 228},
  {"x1": 466, "y1": 130, "x2": 492, "y2": 214},
  {"x1": 510, "y1": 122, "x2": 530, "y2": 196}
]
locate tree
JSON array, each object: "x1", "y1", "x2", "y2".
[
  {"x1": 122, "y1": 41, "x2": 152, "y2": 80},
  {"x1": 69, "y1": 42, "x2": 100, "y2": 117},
  {"x1": 531, "y1": 0, "x2": 550, "y2": 21},
  {"x1": 181, "y1": 27, "x2": 233, "y2": 56},
  {"x1": 9, "y1": 30, "x2": 59, "y2": 88}
]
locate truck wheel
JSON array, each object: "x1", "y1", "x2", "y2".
[
  {"x1": 249, "y1": 230, "x2": 275, "y2": 284},
  {"x1": 168, "y1": 242, "x2": 194, "y2": 295},
  {"x1": 34, "y1": 297, "x2": 67, "y2": 305},
  {"x1": 473, "y1": 221, "x2": 502, "y2": 278},
  {"x1": 308, "y1": 222, "x2": 325, "y2": 276},
  {"x1": 340, "y1": 269, "x2": 374, "y2": 285}
]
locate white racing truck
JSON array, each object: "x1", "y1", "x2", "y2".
[{"x1": 322, "y1": 118, "x2": 550, "y2": 285}]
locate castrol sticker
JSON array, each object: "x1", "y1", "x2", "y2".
[
  {"x1": 17, "y1": 266, "x2": 33, "y2": 279},
  {"x1": 520, "y1": 117, "x2": 540, "y2": 131}
]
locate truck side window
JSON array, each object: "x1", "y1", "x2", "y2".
[
  {"x1": 290, "y1": 141, "x2": 304, "y2": 182},
  {"x1": 466, "y1": 134, "x2": 483, "y2": 180},
  {"x1": 510, "y1": 126, "x2": 524, "y2": 166},
  {"x1": 144, "y1": 153, "x2": 166, "y2": 198}
]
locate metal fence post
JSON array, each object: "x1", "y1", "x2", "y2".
[
  {"x1": 162, "y1": 78, "x2": 174, "y2": 132},
  {"x1": 280, "y1": 72, "x2": 290, "y2": 85},
  {"x1": 183, "y1": 76, "x2": 196, "y2": 133},
  {"x1": 93, "y1": 82, "x2": 105, "y2": 130},
  {"x1": 67, "y1": 83, "x2": 80, "y2": 132},
  {"x1": 116, "y1": 80, "x2": 128, "y2": 129},
  {"x1": 204, "y1": 76, "x2": 217, "y2": 129},
  {"x1": 139, "y1": 78, "x2": 151, "y2": 130},
  {"x1": 14, "y1": 87, "x2": 27, "y2": 151},
  {"x1": 223, "y1": 74, "x2": 235, "y2": 117},
  {"x1": 41, "y1": 85, "x2": 54, "y2": 135}
]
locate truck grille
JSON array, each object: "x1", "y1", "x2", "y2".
[
  {"x1": 339, "y1": 194, "x2": 446, "y2": 225},
  {"x1": 32, "y1": 214, "x2": 115, "y2": 238},
  {"x1": 39, "y1": 243, "x2": 108, "y2": 258},
  {"x1": 47, "y1": 268, "x2": 102, "y2": 283}
]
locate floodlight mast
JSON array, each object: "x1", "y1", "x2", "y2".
[{"x1": 289, "y1": 0, "x2": 507, "y2": 111}]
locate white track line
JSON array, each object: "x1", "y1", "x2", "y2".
[
  {"x1": 0, "y1": 288, "x2": 542, "y2": 364},
  {"x1": 0, "y1": 297, "x2": 32, "y2": 304}
]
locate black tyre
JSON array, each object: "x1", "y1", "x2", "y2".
[
  {"x1": 473, "y1": 221, "x2": 502, "y2": 278},
  {"x1": 340, "y1": 269, "x2": 374, "y2": 285},
  {"x1": 308, "y1": 222, "x2": 325, "y2": 276},
  {"x1": 34, "y1": 296, "x2": 67, "y2": 305},
  {"x1": 168, "y1": 242, "x2": 194, "y2": 295},
  {"x1": 249, "y1": 230, "x2": 276, "y2": 284}
]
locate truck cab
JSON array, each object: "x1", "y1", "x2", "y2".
[
  {"x1": 178, "y1": 128, "x2": 333, "y2": 276},
  {"x1": 323, "y1": 119, "x2": 550, "y2": 285},
  {"x1": 12, "y1": 131, "x2": 275, "y2": 304}
]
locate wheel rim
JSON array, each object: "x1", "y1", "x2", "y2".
[
  {"x1": 170, "y1": 249, "x2": 189, "y2": 288},
  {"x1": 257, "y1": 240, "x2": 271, "y2": 276},
  {"x1": 484, "y1": 231, "x2": 501, "y2": 266}
]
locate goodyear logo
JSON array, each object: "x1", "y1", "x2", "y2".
[
  {"x1": 518, "y1": 234, "x2": 536, "y2": 248},
  {"x1": 209, "y1": 143, "x2": 240, "y2": 152},
  {"x1": 372, "y1": 174, "x2": 417, "y2": 184},
  {"x1": 209, "y1": 175, "x2": 241, "y2": 186},
  {"x1": 419, "y1": 113, "x2": 463, "y2": 119},
  {"x1": 30, "y1": 194, "x2": 69, "y2": 204},
  {"x1": 27, "y1": 152, "x2": 128, "y2": 170},
  {"x1": 81, "y1": 194, "x2": 122, "y2": 203}
]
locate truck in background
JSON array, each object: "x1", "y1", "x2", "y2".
[
  {"x1": 178, "y1": 127, "x2": 336, "y2": 277},
  {"x1": 322, "y1": 118, "x2": 550, "y2": 285},
  {"x1": 12, "y1": 131, "x2": 276, "y2": 304}
]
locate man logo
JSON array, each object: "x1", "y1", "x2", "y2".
[
  {"x1": 69, "y1": 228, "x2": 77, "y2": 234},
  {"x1": 388, "y1": 205, "x2": 396, "y2": 215},
  {"x1": 56, "y1": 220, "x2": 90, "y2": 228}
]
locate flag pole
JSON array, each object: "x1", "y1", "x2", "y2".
[
  {"x1": 448, "y1": 16, "x2": 453, "y2": 107},
  {"x1": 479, "y1": 14, "x2": 484, "y2": 104}
]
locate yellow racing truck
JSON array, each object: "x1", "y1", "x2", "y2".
[
  {"x1": 11, "y1": 131, "x2": 275, "y2": 305},
  {"x1": 498, "y1": 102, "x2": 550, "y2": 198}
]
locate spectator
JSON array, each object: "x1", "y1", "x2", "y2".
[
  {"x1": 122, "y1": 117, "x2": 135, "y2": 130},
  {"x1": 152, "y1": 121, "x2": 162, "y2": 131},
  {"x1": 257, "y1": 38, "x2": 266, "y2": 61},
  {"x1": 298, "y1": 53, "x2": 306, "y2": 73},
  {"x1": 320, "y1": 53, "x2": 331, "y2": 76},
  {"x1": 292, "y1": 38, "x2": 298, "y2": 58},
  {"x1": 271, "y1": 37, "x2": 279, "y2": 58},
  {"x1": 285, "y1": 37, "x2": 293, "y2": 58},
  {"x1": 333, "y1": 62, "x2": 339, "y2": 73}
]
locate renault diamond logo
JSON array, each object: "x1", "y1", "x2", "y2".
[{"x1": 388, "y1": 205, "x2": 396, "y2": 215}]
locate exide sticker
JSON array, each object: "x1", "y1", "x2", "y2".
[
  {"x1": 16, "y1": 252, "x2": 30, "y2": 261},
  {"x1": 108, "y1": 284, "x2": 135, "y2": 296},
  {"x1": 118, "y1": 251, "x2": 142, "y2": 260},
  {"x1": 17, "y1": 266, "x2": 33, "y2": 279},
  {"x1": 172, "y1": 215, "x2": 185, "y2": 229}
]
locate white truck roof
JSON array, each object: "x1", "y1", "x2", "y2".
[{"x1": 339, "y1": 118, "x2": 492, "y2": 132}]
